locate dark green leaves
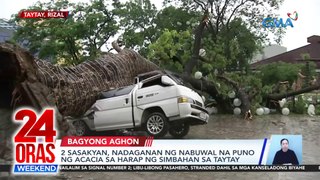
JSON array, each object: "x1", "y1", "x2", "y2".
[{"x1": 12, "y1": 0, "x2": 122, "y2": 65}]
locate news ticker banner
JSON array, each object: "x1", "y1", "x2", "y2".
[
  {"x1": 2, "y1": 165, "x2": 320, "y2": 172},
  {"x1": 9, "y1": 108, "x2": 315, "y2": 174}
]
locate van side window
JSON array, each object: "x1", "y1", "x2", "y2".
[{"x1": 141, "y1": 77, "x2": 162, "y2": 88}]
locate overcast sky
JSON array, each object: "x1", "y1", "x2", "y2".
[{"x1": 1, "y1": 0, "x2": 319, "y2": 51}]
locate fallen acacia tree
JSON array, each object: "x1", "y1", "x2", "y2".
[{"x1": 0, "y1": 39, "x2": 229, "y2": 161}]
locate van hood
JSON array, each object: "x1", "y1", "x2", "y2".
[{"x1": 177, "y1": 85, "x2": 204, "y2": 106}]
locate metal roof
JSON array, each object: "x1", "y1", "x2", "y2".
[{"x1": 251, "y1": 36, "x2": 320, "y2": 69}]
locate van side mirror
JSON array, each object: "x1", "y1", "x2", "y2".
[
  {"x1": 134, "y1": 77, "x2": 139, "y2": 84},
  {"x1": 138, "y1": 82, "x2": 143, "y2": 89},
  {"x1": 161, "y1": 76, "x2": 174, "y2": 86}
]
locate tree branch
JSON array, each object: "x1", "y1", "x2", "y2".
[
  {"x1": 226, "y1": 0, "x2": 248, "y2": 28},
  {"x1": 214, "y1": 2, "x2": 221, "y2": 37},
  {"x1": 98, "y1": 34, "x2": 111, "y2": 50},
  {"x1": 217, "y1": 75, "x2": 251, "y2": 115},
  {"x1": 93, "y1": 12, "x2": 114, "y2": 50},
  {"x1": 267, "y1": 83, "x2": 320, "y2": 100},
  {"x1": 217, "y1": 75, "x2": 239, "y2": 90},
  {"x1": 199, "y1": 56, "x2": 211, "y2": 63},
  {"x1": 184, "y1": 12, "x2": 208, "y2": 75},
  {"x1": 194, "y1": 0, "x2": 207, "y2": 11},
  {"x1": 219, "y1": 0, "x2": 230, "y2": 27},
  {"x1": 66, "y1": 37, "x2": 79, "y2": 63},
  {"x1": 112, "y1": 41, "x2": 122, "y2": 53}
]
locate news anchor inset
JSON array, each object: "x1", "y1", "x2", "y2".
[{"x1": 272, "y1": 138, "x2": 299, "y2": 165}]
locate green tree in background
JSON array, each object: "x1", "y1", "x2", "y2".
[
  {"x1": 12, "y1": 0, "x2": 304, "y2": 113},
  {"x1": 300, "y1": 53, "x2": 317, "y2": 87},
  {"x1": 260, "y1": 62, "x2": 303, "y2": 86},
  {"x1": 12, "y1": 0, "x2": 122, "y2": 64},
  {"x1": 150, "y1": 0, "x2": 284, "y2": 75},
  {"x1": 119, "y1": 1, "x2": 201, "y2": 56},
  {"x1": 12, "y1": 0, "x2": 284, "y2": 69},
  {"x1": 118, "y1": 0, "x2": 157, "y2": 55}
]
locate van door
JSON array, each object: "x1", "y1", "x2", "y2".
[{"x1": 93, "y1": 88, "x2": 134, "y2": 131}]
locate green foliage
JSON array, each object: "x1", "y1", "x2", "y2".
[
  {"x1": 286, "y1": 100, "x2": 294, "y2": 110},
  {"x1": 301, "y1": 61, "x2": 317, "y2": 87},
  {"x1": 119, "y1": 2, "x2": 200, "y2": 56},
  {"x1": 146, "y1": 0, "x2": 282, "y2": 74},
  {"x1": 202, "y1": 37, "x2": 229, "y2": 70},
  {"x1": 154, "y1": 6, "x2": 201, "y2": 32},
  {"x1": 295, "y1": 95, "x2": 307, "y2": 114},
  {"x1": 160, "y1": 0, "x2": 284, "y2": 72},
  {"x1": 261, "y1": 85, "x2": 275, "y2": 97},
  {"x1": 118, "y1": 0, "x2": 157, "y2": 54},
  {"x1": 301, "y1": 53, "x2": 311, "y2": 61},
  {"x1": 147, "y1": 29, "x2": 192, "y2": 72},
  {"x1": 315, "y1": 105, "x2": 320, "y2": 115},
  {"x1": 11, "y1": 0, "x2": 284, "y2": 72},
  {"x1": 224, "y1": 72, "x2": 263, "y2": 107},
  {"x1": 259, "y1": 62, "x2": 303, "y2": 85},
  {"x1": 12, "y1": 0, "x2": 122, "y2": 64},
  {"x1": 215, "y1": 79, "x2": 231, "y2": 98},
  {"x1": 219, "y1": 18, "x2": 261, "y2": 71}
]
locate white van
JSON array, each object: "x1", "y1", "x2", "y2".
[{"x1": 72, "y1": 71, "x2": 209, "y2": 138}]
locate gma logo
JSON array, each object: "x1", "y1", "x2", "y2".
[{"x1": 262, "y1": 17, "x2": 294, "y2": 28}]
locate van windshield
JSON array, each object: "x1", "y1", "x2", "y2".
[
  {"x1": 166, "y1": 73, "x2": 200, "y2": 95},
  {"x1": 167, "y1": 74, "x2": 184, "y2": 85}
]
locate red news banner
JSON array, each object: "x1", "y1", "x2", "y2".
[{"x1": 19, "y1": 10, "x2": 69, "y2": 19}]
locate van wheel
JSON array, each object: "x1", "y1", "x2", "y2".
[
  {"x1": 169, "y1": 123, "x2": 190, "y2": 138},
  {"x1": 73, "y1": 120, "x2": 90, "y2": 136},
  {"x1": 144, "y1": 112, "x2": 169, "y2": 138}
]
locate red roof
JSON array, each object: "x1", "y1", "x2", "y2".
[{"x1": 251, "y1": 35, "x2": 320, "y2": 69}]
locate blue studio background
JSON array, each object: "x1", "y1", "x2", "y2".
[{"x1": 266, "y1": 135, "x2": 302, "y2": 165}]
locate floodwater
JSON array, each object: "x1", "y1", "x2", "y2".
[{"x1": 1, "y1": 114, "x2": 319, "y2": 179}]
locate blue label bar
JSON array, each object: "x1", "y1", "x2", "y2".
[
  {"x1": 258, "y1": 138, "x2": 268, "y2": 165},
  {"x1": 14, "y1": 164, "x2": 58, "y2": 173}
]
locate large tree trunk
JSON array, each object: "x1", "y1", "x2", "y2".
[
  {"x1": 179, "y1": 74, "x2": 231, "y2": 113},
  {"x1": 0, "y1": 42, "x2": 159, "y2": 158},
  {"x1": 182, "y1": 11, "x2": 252, "y2": 116},
  {"x1": 0, "y1": 42, "x2": 160, "y2": 160},
  {"x1": 267, "y1": 83, "x2": 320, "y2": 100},
  {"x1": 182, "y1": 12, "x2": 230, "y2": 111},
  {"x1": 184, "y1": 11, "x2": 208, "y2": 75}
]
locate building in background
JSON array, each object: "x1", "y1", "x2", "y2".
[
  {"x1": 0, "y1": 18, "x2": 17, "y2": 43},
  {"x1": 251, "y1": 44, "x2": 287, "y2": 64},
  {"x1": 251, "y1": 35, "x2": 320, "y2": 72}
]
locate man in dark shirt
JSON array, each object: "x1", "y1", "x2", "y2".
[{"x1": 272, "y1": 138, "x2": 299, "y2": 165}]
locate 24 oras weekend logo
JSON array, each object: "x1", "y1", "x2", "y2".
[
  {"x1": 262, "y1": 11, "x2": 298, "y2": 28},
  {"x1": 13, "y1": 108, "x2": 58, "y2": 174}
]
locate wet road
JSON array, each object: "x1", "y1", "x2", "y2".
[{"x1": 2, "y1": 114, "x2": 320, "y2": 179}]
